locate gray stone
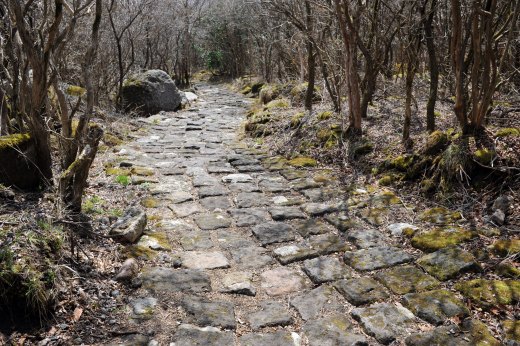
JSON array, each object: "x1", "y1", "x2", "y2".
[
  {"x1": 130, "y1": 297, "x2": 157, "y2": 320},
  {"x1": 236, "y1": 192, "x2": 269, "y2": 208},
  {"x1": 220, "y1": 271, "x2": 256, "y2": 296},
  {"x1": 228, "y1": 208, "x2": 269, "y2": 227},
  {"x1": 109, "y1": 208, "x2": 147, "y2": 243},
  {"x1": 347, "y1": 229, "x2": 390, "y2": 248},
  {"x1": 182, "y1": 251, "x2": 230, "y2": 270},
  {"x1": 230, "y1": 246, "x2": 275, "y2": 269},
  {"x1": 491, "y1": 209, "x2": 505, "y2": 225},
  {"x1": 171, "y1": 324, "x2": 235, "y2": 346},
  {"x1": 121, "y1": 70, "x2": 182, "y2": 116},
  {"x1": 291, "y1": 179, "x2": 321, "y2": 191},
  {"x1": 303, "y1": 314, "x2": 368, "y2": 346},
  {"x1": 180, "y1": 230, "x2": 213, "y2": 250},
  {"x1": 416, "y1": 247, "x2": 479, "y2": 281},
  {"x1": 269, "y1": 207, "x2": 307, "y2": 221},
  {"x1": 405, "y1": 325, "x2": 470, "y2": 346},
  {"x1": 334, "y1": 277, "x2": 389, "y2": 306},
  {"x1": 194, "y1": 213, "x2": 232, "y2": 230},
  {"x1": 168, "y1": 191, "x2": 193, "y2": 204},
  {"x1": 280, "y1": 169, "x2": 307, "y2": 180},
  {"x1": 301, "y1": 202, "x2": 341, "y2": 216},
  {"x1": 260, "y1": 267, "x2": 308, "y2": 296},
  {"x1": 140, "y1": 268, "x2": 211, "y2": 293},
  {"x1": 231, "y1": 158, "x2": 261, "y2": 166},
  {"x1": 181, "y1": 296, "x2": 236, "y2": 329},
  {"x1": 170, "y1": 202, "x2": 204, "y2": 218},
  {"x1": 259, "y1": 180, "x2": 291, "y2": 192},
  {"x1": 303, "y1": 257, "x2": 351, "y2": 284},
  {"x1": 402, "y1": 290, "x2": 469, "y2": 325},
  {"x1": 374, "y1": 265, "x2": 439, "y2": 294},
  {"x1": 200, "y1": 196, "x2": 231, "y2": 211},
  {"x1": 352, "y1": 303, "x2": 416, "y2": 345},
  {"x1": 222, "y1": 173, "x2": 253, "y2": 183},
  {"x1": 387, "y1": 223, "x2": 419, "y2": 237},
  {"x1": 248, "y1": 301, "x2": 293, "y2": 330},
  {"x1": 207, "y1": 165, "x2": 235, "y2": 174},
  {"x1": 114, "y1": 258, "x2": 139, "y2": 282},
  {"x1": 228, "y1": 183, "x2": 260, "y2": 193},
  {"x1": 252, "y1": 222, "x2": 295, "y2": 245},
  {"x1": 324, "y1": 213, "x2": 358, "y2": 232},
  {"x1": 198, "y1": 185, "x2": 228, "y2": 198},
  {"x1": 290, "y1": 285, "x2": 343, "y2": 320},
  {"x1": 240, "y1": 331, "x2": 299, "y2": 346},
  {"x1": 193, "y1": 175, "x2": 219, "y2": 187},
  {"x1": 216, "y1": 230, "x2": 256, "y2": 249},
  {"x1": 237, "y1": 165, "x2": 264, "y2": 173},
  {"x1": 344, "y1": 246, "x2": 413, "y2": 271},
  {"x1": 292, "y1": 219, "x2": 330, "y2": 237}
]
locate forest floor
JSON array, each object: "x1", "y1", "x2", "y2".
[{"x1": 1, "y1": 82, "x2": 519, "y2": 345}]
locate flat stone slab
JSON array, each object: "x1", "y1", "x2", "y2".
[
  {"x1": 269, "y1": 207, "x2": 307, "y2": 221},
  {"x1": 237, "y1": 165, "x2": 264, "y2": 173},
  {"x1": 252, "y1": 222, "x2": 296, "y2": 245},
  {"x1": 181, "y1": 296, "x2": 236, "y2": 330},
  {"x1": 416, "y1": 247, "x2": 479, "y2": 281},
  {"x1": 402, "y1": 290, "x2": 469, "y2": 325},
  {"x1": 260, "y1": 267, "x2": 308, "y2": 296},
  {"x1": 347, "y1": 229, "x2": 391, "y2": 248},
  {"x1": 228, "y1": 208, "x2": 269, "y2": 227},
  {"x1": 171, "y1": 324, "x2": 235, "y2": 346},
  {"x1": 220, "y1": 271, "x2": 256, "y2": 296},
  {"x1": 228, "y1": 183, "x2": 260, "y2": 192},
  {"x1": 405, "y1": 320, "x2": 499, "y2": 346},
  {"x1": 303, "y1": 256, "x2": 351, "y2": 284},
  {"x1": 292, "y1": 219, "x2": 330, "y2": 237},
  {"x1": 352, "y1": 303, "x2": 416, "y2": 345},
  {"x1": 168, "y1": 191, "x2": 194, "y2": 204},
  {"x1": 248, "y1": 301, "x2": 293, "y2": 330},
  {"x1": 280, "y1": 169, "x2": 307, "y2": 180},
  {"x1": 344, "y1": 246, "x2": 413, "y2": 271},
  {"x1": 179, "y1": 230, "x2": 213, "y2": 250},
  {"x1": 216, "y1": 230, "x2": 256, "y2": 249},
  {"x1": 258, "y1": 180, "x2": 291, "y2": 193},
  {"x1": 334, "y1": 277, "x2": 389, "y2": 306},
  {"x1": 301, "y1": 202, "x2": 341, "y2": 216},
  {"x1": 222, "y1": 173, "x2": 253, "y2": 183},
  {"x1": 236, "y1": 192, "x2": 269, "y2": 208},
  {"x1": 198, "y1": 185, "x2": 228, "y2": 198},
  {"x1": 375, "y1": 265, "x2": 439, "y2": 294},
  {"x1": 411, "y1": 227, "x2": 475, "y2": 252},
  {"x1": 194, "y1": 213, "x2": 232, "y2": 230},
  {"x1": 182, "y1": 251, "x2": 230, "y2": 270},
  {"x1": 193, "y1": 175, "x2": 219, "y2": 187},
  {"x1": 325, "y1": 213, "x2": 358, "y2": 232},
  {"x1": 170, "y1": 202, "x2": 204, "y2": 218},
  {"x1": 273, "y1": 234, "x2": 348, "y2": 265},
  {"x1": 207, "y1": 165, "x2": 235, "y2": 173},
  {"x1": 130, "y1": 297, "x2": 157, "y2": 320},
  {"x1": 199, "y1": 196, "x2": 231, "y2": 211},
  {"x1": 239, "y1": 331, "x2": 299, "y2": 346},
  {"x1": 290, "y1": 285, "x2": 344, "y2": 320},
  {"x1": 303, "y1": 314, "x2": 368, "y2": 346},
  {"x1": 231, "y1": 246, "x2": 275, "y2": 269},
  {"x1": 140, "y1": 268, "x2": 211, "y2": 293}
]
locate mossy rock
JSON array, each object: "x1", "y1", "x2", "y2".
[
  {"x1": 388, "y1": 154, "x2": 416, "y2": 172},
  {"x1": 240, "y1": 85, "x2": 252, "y2": 95},
  {"x1": 422, "y1": 130, "x2": 449, "y2": 155},
  {"x1": 317, "y1": 111, "x2": 333, "y2": 121},
  {"x1": 411, "y1": 227, "x2": 475, "y2": 252},
  {"x1": 370, "y1": 191, "x2": 401, "y2": 207},
  {"x1": 288, "y1": 157, "x2": 317, "y2": 168},
  {"x1": 65, "y1": 85, "x2": 86, "y2": 97},
  {"x1": 358, "y1": 207, "x2": 387, "y2": 226},
  {"x1": 490, "y1": 239, "x2": 520, "y2": 257},
  {"x1": 131, "y1": 167, "x2": 155, "y2": 176},
  {"x1": 103, "y1": 133, "x2": 123, "y2": 147},
  {"x1": 259, "y1": 84, "x2": 281, "y2": 104},
  {"x1": 419, "y1": 207, "x2": 462, "y2": 224},
  {"x1": 0, "y1": 133, "x2": 40, "y2": 190},
  {"x1": 351, "y1": 139, "x2": 374, "y2": 156},
  {"x1": 463, "y1": 319, "x2": 500, "y2": 346},
  {"x1": 502, "y1": 320, "x2": 520, "y2": 343},
  {"x1": 106, "y1": 167, "x2": 131, "y2": 176},
  {"x1": 289, "y1": 82, "x2": 321, "y2": 104},
  {"x1": 290, "y1": 112, "x2": 305, "y2": 128},
  {"x1": 474, "y1": 149, "x2": 495, "y2": 165},
  {"x1": 455, "y1": 279, "x2": 520, "y2": 307},
  {"x1": 265, "y1": 98, "x2": 290, "y2": 109},
  {"x1": 497, "y1": 263, "x2": 520, "y2": 279},
  {"x1": 495, "y1": 127, "x2": 520, "y2": 137},
  {"x1": 141, "y1": 198, "x2": 160, "y2": 208}
]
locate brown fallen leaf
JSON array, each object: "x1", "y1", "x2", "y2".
[{"x1": 72, "y1": 307, "x2": 83, "y2": 322}]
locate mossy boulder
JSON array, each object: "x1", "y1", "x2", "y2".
[
  {"x1": 288, "y1": 157, "x2": 317, "y2": 168},
  {"x1": 121, "y1": 70, "x2": 182, "y2": 116},
  {"x1": 455, "y1": 279, "x2": 520, "y2": 307},
  {"x1": 0, "y1": 133, "x2": 41, "y2": 190},
  {"x1": 496, "y1": 263, "x2": 520, "y2": 279},
  {"x1": 290, "y1": 112, "x2": 305, "y2": 128},
  {"x1": 289, "y1": 82, "x2": 321, "y2": 105},
  {"x1": 317, "y1": 111, "x2": 333, "y2": 121},
  {"x1": 422, "y1": 130, "x2": 449, "y2": 155},
  {"x1": 351, "y1": 139, "x2": 374, "y2": 156},
  {"x1": 265, "y1": 98, "x2": 290, "y2": 109},
  {"x1": 502, "y1": 320, "x2": 520, "y2": 344},
  {"x1": 490, "y1": 239, "x2": 520, "y2": 257},
  {"x1": 411, "y1": 227, "x2": 475, "y2": 252},
  {"x1": 259, "y1": 84, "x2": 281, "y2": 104},
  {"x1": 474, "y1": 149, "x2": 495, "y2": 165},
  {"x1": 378, "y1": 175, "x2": 394, "y2": 186},
  {"x1": 419, "y1": 207, "x2": 462, "y2": 225},
  {"x1": 495, "y1": 127, "x2": 520, "y2": 137}
]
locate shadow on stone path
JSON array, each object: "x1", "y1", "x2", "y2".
[{"x1": 107, "y1": 84, "x2": 510, "y2": 346}]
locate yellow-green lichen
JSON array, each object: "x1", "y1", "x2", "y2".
[
  {"x1": 495, "y1": 128, "x2": 520, "y2": 137},
  {"x1": 474, "y1": 149, "x2": 495, "y2": 165},
  {"x1": 140, "y1": 197, "x2": 159, "y2": 208},
  {"x1": 455, "y1": 279, "x2": 520, "y2": 307},
  {"x1": 106, "y1": 167, "x2": 131, "y2": 176},
  {"x1": 288, "y1": 157, "x2": 317, "y2": 168},
  {"x1": 490, "y1": 239, "x2": 520, "y2": 257},
  {"x1": 131, "y1": 167, "x2": 155, "y2": 176},
  {"x1": 378, "y1": 175, "x2": 394, "y2": 186},
  {"x1": 65, "y1": 85, "x2": 86, "y2": 97},
  {"x1": 411, "y1": 227, "x2": 475, "y2": 252},
  {"x1": 265, "y1": 98, "x2": 290, "y2": 109},
  {"x1": 502, "y1": 320, "x2": 520, "y2": 343},
  {"x1": 423, "y1": 130, "x2": 448, "y2": 155},
  {"x1": 318, "y1": 111, "x2": 333, "y2": 121},
  {"x1": 290, "y1": 112, "x2": 305, "y2": 128},
  {"x1": 419, "y1": 207, "x2": 462, "y2": 224},
  {"x1": 0, "y1": 133, "x2": 32, "y2": 151}
]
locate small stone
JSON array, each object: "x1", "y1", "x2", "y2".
[
  {"x1": 220, "y1": 271, "x2": 256, "y2": 296},
  {"x1": 344, "y1": 246, "x2": 413, "y2": 271},
  {"x1": 181, "y1": 296, "x2": 236, "y2": 329},
  {"x1": 324, "y1": 213, "x2": 358, "y2": 232},
  {"x1": 228, "y1": 183, "x2": 260, "y2": 193},
  {"x1": 280, "y1": 169, "x2": 307, "y2": 180},
  {"x1": 239, "y1": 331, "x2": 299, "y2": 346},
  {"x1": 374, "y1": 265, "x2": 439, "y2": 294},
  {"x1": 352, "y1": 303, "x2": 415, "y2": 345},
  {"x1": 130, "y1": 297, "x2": 157, "y2": 319},
  {"x1": 248, "y1": 301, "x2": 293, "y2": 330},
  {"x1": 260, "y1": 267, "x2": 308, "y2": 296},
  {"x1": 491, "y1": 209, "x2": 506, "y2": 225},
  {"x1": 290, "y1": 285, "x2": 344, "y2": 320},
  {"x1": 303, "y1": 257, "x2": 351, "y2": 284},
  {"x1": 109, "y1": 208, "x2": 147, "y2": 243},
  {"x1": 237, "y1": 165, "x2": 264, "y2": 173},
  {"x1": 207, "y1": 165, "x2": 235, "y2": 174},
  {"x1": 252, "y1": 222, "x2": 296, "y2": 245},
  {"x1": 259, "y1": 179, "x2": 291, "y2": 192},
  {"x1": 194, "y1": 213, "x2": 232, "y2": 230},
  {"x1": 492, "y1": 196, "x2": 512, "y2": 213},
  {"x1": 403, "y1": 290, "x2": 469, "y2": 325},
  {"x1": 291, "y1": 179, "x2": 321, "y2": 191},
  {"x1": 387, "y1": 223, "x2": 419, "y2": 237},
  {"x1": 228, "y1": 208, "x2": 269, "y2": 227},
  {"x1": 347, "y1": 229, "x2": 390, "y2": 248},
  {"x1": 182, "y1": 251, "x2": 230, "y2": 270},
  {"x1": 417, "y1": 247, "x2": 479, "y2": 281},
  {"x1": 114, "y1": 258, "x2": 139, "y2": 282},
  {"x1": 334, "y1": 277, "x2": 388, "y2": 306},
  {"x1": 171, "y1": 324, "x2": 234, "y2": 346},
  {"x1": 140, "y1": 268, "x2": 211, "y2": 293},
  {"x1": 236, "y1": 192, "x2": 269, "y2": 208},
  {"x1": 269, "y1": 207, "x2": 307, "y2": 221},
  {"x1": 222, "y1": 173, "x2": 253, "y2": 183},
  {"x1": 303, "y1": 314, "x2": 368, "y2": 346}
]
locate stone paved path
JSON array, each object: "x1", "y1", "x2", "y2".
[{"x1": 106, "y1": 84, "x2": 515, "y2": 345}]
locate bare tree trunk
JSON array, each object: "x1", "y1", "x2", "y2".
[
  {"x1": 423, "y1": 0, "x2": 439, "y2": 133},
  {"x1": 304, "y1": 0, "x2": 315, "y2": 112}
]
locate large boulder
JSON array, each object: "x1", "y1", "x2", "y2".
[
  {"x1": 0, "y1": 134, "x2": 40, "y2": 190},
  {"x1": 121, "y1": 70, "x2": 182, "y2": 116}
]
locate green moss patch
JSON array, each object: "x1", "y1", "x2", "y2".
[
  {"x1": 131, "y1": 167, "x2": 155, "y2": 176},
  {"x1": 265, "y1": 98, "x2": 290, "y2": 109},
  {"x1": 419, "y1": 207, "x2": 462, "y2": 224},
  {"x1": 490, "y1": 239, "x2": 520, "y2": 257},
  {"x1": 474, "y1": 149, "x2": 495, "y2": 165},
  {"x1": 375, "y1": 265, "x2": 439, "y2": 294},
  {"x1": 317, "y1": 111, "x2": 333, "y2": 121},
  {"x1": 288, "y1": 157, "x2": 317, "y2": 168},
  {"x1": 502, "y1": 320, "x2": 520, "y2": 343},
  {"x1": 0, "y1": 133, "x2": 32, "y2": 151},
  {"x1": 290, "y1": 112, "x2": 304, "y2": 128},
  {"x1": 141, "y1": 197, "x2": 160, "y2": 208},
  {"x1": 423, "y1": 131, "x2": 448, "y2": 155},
  {"x1": 455, "y1": 279, "x2": 520, "y2": 307},
  {"x1": 496, "y1": 128, "x2": 520, "y2": 137},
  {"x1": 497, "y1": 263, "x2": 520, "y2": 279},
  {"x1": 411, "y1": 227, "x2": 475, "y2": 252}
]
